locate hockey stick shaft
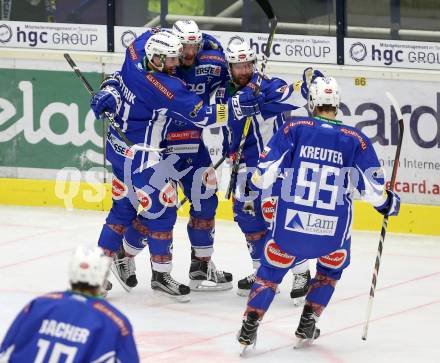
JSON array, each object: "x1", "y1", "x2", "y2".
[
  {"x1": 64, "y1": 53, "x2": 162, "y2": 153},
  {"x1": 225, "y1": 0, "x2": 277, "y2": 199},
  {"x1": 362, "y1": 91, "x2": 404, "y2": 340},
  {"x1": 176, "y1": 155, "x2": 227, "y2": 209}
]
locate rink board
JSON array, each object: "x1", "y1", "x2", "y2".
[{"x1": 0, "y1": 177, "x2": 439, "y2": 236}]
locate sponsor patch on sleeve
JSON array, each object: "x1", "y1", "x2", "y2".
[{"x1": 216, "y1": 104, "x2": 228, "y2": 123}]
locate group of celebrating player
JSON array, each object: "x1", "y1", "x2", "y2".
[{"x1": 0, "y1": 19, "x2": 401, "y2": 361}]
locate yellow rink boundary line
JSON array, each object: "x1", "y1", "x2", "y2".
[{"x1": 1, "y1": 177, "x2": 439, "y2": 236}]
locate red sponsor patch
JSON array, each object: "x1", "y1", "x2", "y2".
[
  {"x1": 166, "y1": 130, "x2": 201, "y2": 141},
  {"x1": 318, "y1": 249, "x2": 347, "y2": 269},
  {"x1": 145, "y1": 73, "x2": 174, "y2": 100},
  {"x1": 93, "y1": 302, "x2": 129, "y2": 336},
  {"x1": 283, "y1": 120, "x2": 315, "y2": 134},
  {"x1": 112, "y1": 177, "x2": 127, "y2": 200},
  {"x1": 160, "y1": 182, "x2": 177, "y2": 207},
  {"x1": 239, "y1": 53, "x2": 246, "y2": 59},
  {"x1": 340, "y1": 128, "x2": 367, "y2": 151},
  {"x1": 324, "y1": 88, "x2": 333, "y2": 94},
  {"x1": 261, "y1": 197, "x2": 278, "y2": 223},
  {"x1": 135, "y1": 188, "x2": 152, "y2": 210},
  {"x1": 264, "y1": 239, "x2": 295, "y2": 268},
  {"x1": 188, "y1": 35, "x2": 197, "y2": 41},
  {"x1": 199, "y1": 54, "x2": 225, "y2": 63},
  {"x1": 128, "y1": 44, "x2": 138, "y2": 61},
  {"x1": 79, "y1": 262, "x2": 89, "y2": 269}
]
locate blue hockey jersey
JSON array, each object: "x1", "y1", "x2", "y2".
[
  {"x1": 106, "y1": 30, "x2": 234, "y2": 168},
  {"x1": 120, "y1": 29, "x2": 229, "y2": 159},
  {"x1": 216, "y1": 73, "x2": 302, "y2": 167},
  {"x1": 0, "y1": 291, "x2": 139, "y2": 363},
  {"x1": 251, "y1": 115, "x2": 387, "y2": 257}
]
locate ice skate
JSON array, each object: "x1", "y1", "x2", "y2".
[
  {"x1": 294, "y1": 305, "x2": 320, "y2": 349},
  {"x1": 100, "y1": 279, "x2": 113, "y2": 298},
  {"x1": 110, "y1": 248, "x2": 137, "y2": 292},
  {"x1": 290, "y1": 270, "x2": 311, "y2": 307},
  {"x1": 237, "y1": 273, "x2": 256, "y2": 296},
  {"x1": 189, "y1": 251, "x2": 233, "y2": 291},
  {"x1": 151, "y1": 270, "x2": 191, "y2": 302},
  {"x1": 237, "y1": 311, "x2": 260, "y2": 355},
  {"x1": 237, "y1": 273, "x2": 280, "y2": 297}
]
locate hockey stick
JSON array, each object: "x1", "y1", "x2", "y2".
[
  {"x1": 176, "y1": 155, "x2": 227, "y2": 209},
  {"x1": 361, "y1": 91, "x2": 404, "y2": 341},
  {"x1": 63, "y1": 53, "x2": 163, "y2": 153},
  {"x1": 225, "y1": 0, "x2": 278, "y2": 199}
]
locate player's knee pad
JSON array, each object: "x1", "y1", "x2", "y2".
[
  {"x1": 247, "y1": 274, "x2": 280, "y2": 313},
  {"x1": 187, "y1": 216, "x2": 215, "y2": 258},
  {"x1": 306, "y1": 272, "x2": 338, "y2": 307},
  {"x1": 260, "y1": 239, "x2": 296, "y2": 274},
  {"x1": 317, "y1": 247, "x2": 351, "y2": 280},
  {"x1": 245, "y1": 230, "x2": 267, "y2": 262},
  {"x1": 98, "y1": 223, "x2": 127, "y2": 252},
  {"x1": 147, "y1": 229, "x2": 173, "y2": 273},
  {"x1": 122, "y1": 218, "x2": 149, "y2": 256}
]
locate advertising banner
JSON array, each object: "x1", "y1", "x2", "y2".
[
  {"x1": 345, "y1": 37, "x2": 440, "y2": 70},
  {"x1": 0, "y1": 20, "x2": 107, "y2": 51},
  {"x1": 0, "y1": 63, "x2": 439, "y2": 205},
  {"x1": 0, "y1": 68, "x2": 105, "y2": 177},
  {"x1": 114, "y1": 26, "x2": 337, "y2": 64}
]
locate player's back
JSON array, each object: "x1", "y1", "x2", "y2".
[
  {"x1": 2, "y1": 291, "x2": 137, "y2": 362},
  {"x1": 262, "y1": 115, "x2": 381, "y2": 256}
]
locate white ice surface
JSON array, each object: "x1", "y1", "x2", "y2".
[{"x1": 0, "y1": 205, "x2": 439, "y2": 362}]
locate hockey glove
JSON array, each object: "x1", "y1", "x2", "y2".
[
  {"x1": 301, "y1": 68, "x2": 324, "y2": 100},
  {"x1": 90, "y1": 86, "x2": 121, "y2": 119},
  {"x1": 375, "y1": 190, "x2": 400, "y2": 216},
  {"x1": 230, "y1": 91, "x2": 265, "y2": 120}
]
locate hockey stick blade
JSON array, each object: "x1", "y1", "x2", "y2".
[{"x1": 256, "y1": 0, "x2": 276, "y2": 21}]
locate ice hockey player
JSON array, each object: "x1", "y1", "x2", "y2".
[
  {"x1": 108, "y1": 21, "x2": 233, "y2": 293},
  {"x1": 237, "y1": 76, "x2": 400, "y2": 348},
  {"x1": 218, "y1": 36, "x2": 315, "y2": 302},
  {"x1": 0, "y1": 245, "x2": 139, "y2": 362},
  {"x1": 90, "y1": 30, "x2": 263, "y2": 301}
]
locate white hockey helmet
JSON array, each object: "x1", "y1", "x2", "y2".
[
  {"x1": 225, "y1": 36, "x2": 257, "y2": 64},
  {"x1": 69, "y1": 245, "x2": 111, "y2": 288},
  {"x1": 172, "y1": 20, "x2": 202, "y2": 45},
  {"x1": 145, "y1": 31, "x2": 183, "y2": 68},
  {"x1": 308, "y1": 76, "x2": 340, "y2": 114}
]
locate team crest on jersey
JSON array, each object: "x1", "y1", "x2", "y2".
[
  {"x1": 259, "y1": 146, "x2": 271, "y2": 159},
  {"x1": 264, "y1": 239, "x2": 295, "y2": 268},
  {"x1": 112, "y1": 176, "x2": 128, "y2": 200},
  {"x1": 261, "y1": 196, "x2": 278, "y2": 223},
  {"x1": 135, "y1": 188, "x2": 152, "y2": 210},
  {"x1": 318, "y1": 249, "x2": 347, "y2": 269},
  {"x1": 160, "y1": 182, "x2": 177, "y2": 207},
  {"x1": 202, "y1": 167, "x2": 217, "y2": 189}
]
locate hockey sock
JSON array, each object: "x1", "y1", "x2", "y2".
[
  {"x1": 306, "y1": 272, "x2": 338, "y2": 308},
  {"x1": 123, "y1": 218, "x2": 149, "y2": 256},
  {"x1": 187, "y1": 216, "x2": 214, "y2": 259},
  {"x1": 98, "y1": 223, "x2": 127, "y2": 253}
]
